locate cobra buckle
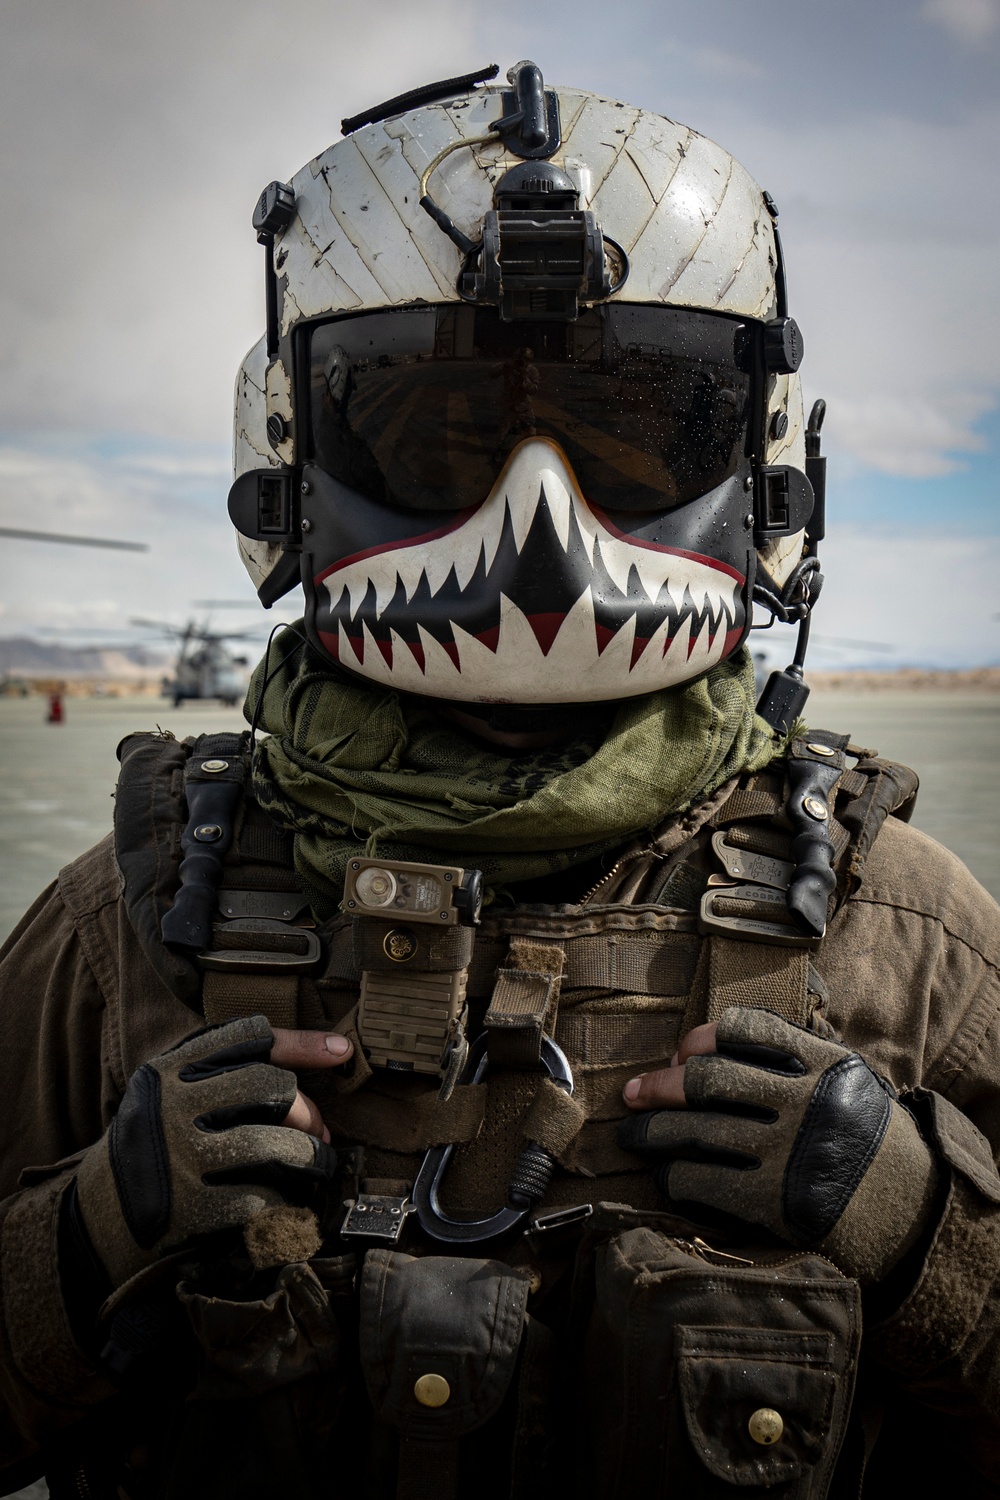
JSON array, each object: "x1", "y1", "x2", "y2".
[{"x1": 412, "y1": 1032, "x2": 574, "y2": 1245}]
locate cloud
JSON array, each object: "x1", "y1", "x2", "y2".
[
  {"x1": 656, "y1": 39, "x2": 763, "y2": 80},
  {"x1": 0, "y1": 439, "x2": 281, "y2": 638},
  {"x1": 811, "y1": 526, "x2": 1000, "y2": 667},
  {"x1": 922, "y1": 0, "x2": 1000, "y2": 43},
  {"x1": 685, "y1": 103, "x2": 1000, "y2": 477},
  {"x1": 0, "y1": 0, "x2": 477, "y2": 446}
]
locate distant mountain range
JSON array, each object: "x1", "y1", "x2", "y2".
[{"x1": 0, "y1": 636, "x2": 169, "y2": 678}]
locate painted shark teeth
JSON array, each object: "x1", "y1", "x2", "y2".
[{"x1": 316, "y1": 440, "x2": 743, "y2": 703}]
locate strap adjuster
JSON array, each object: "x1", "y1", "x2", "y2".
[
  {"x1": 198, "y1": 917, "x2": 323, "y2": 974},
  {"x1": 709, "y1": 831, "x2": 794, "y2": 890},
  {"x1": 698, "y1": 884, "x2": 820, "y2": 949}
]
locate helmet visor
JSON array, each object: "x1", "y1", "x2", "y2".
[{"x1": 307, "y1": 305, "x2": 753, "y2": 513}]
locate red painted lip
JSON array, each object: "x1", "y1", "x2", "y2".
[
  {"x1": 587, "y1": 503, "x2": 746, "y2": 585},
  {"x1": 314, "y1": 493, "x2": 746, "y2": 591},
  {"x1": 314, "y1": 505, "x2": 479, "y2": 586}
]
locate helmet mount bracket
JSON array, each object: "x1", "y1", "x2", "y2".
[
  {"x1": 489, "y1": 60, "x2": 562, "y2": 158},
  {"x1": 417, "y1": 60, "x2": 628, "y2": 320}
]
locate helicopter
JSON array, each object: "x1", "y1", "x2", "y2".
[{"x1": 131, "y1": 612, "x2": 263, "y2": 707}]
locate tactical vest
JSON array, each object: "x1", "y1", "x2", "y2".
[{"x1": 107, "y1": 726, "x2": 919, "y2": 1500}]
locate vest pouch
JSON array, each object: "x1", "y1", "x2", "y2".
[
  {"x1": 583, "y1": 1227, "x2": 861, "y2": 1500},
  {"x1": 165, "y1": 1257, "x2": 357, "y2": 1500},
  {"x1": 359, "y1": 1249, "x2": 534, "y2": 1499}
]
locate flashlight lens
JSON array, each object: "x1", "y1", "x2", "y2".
[{"x1": 356, "y1": 867, "x2": 397, "y2": 907}]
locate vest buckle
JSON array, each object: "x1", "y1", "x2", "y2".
[{"x1": 198, "y1": 916, "x2": 323, "y2": 973}]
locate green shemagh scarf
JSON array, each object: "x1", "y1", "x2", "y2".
[{"x1": 248, "y1": 628, "x2": 782, "y2": 916}]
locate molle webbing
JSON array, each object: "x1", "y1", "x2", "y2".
[{"x1": 324, "y1": 918, "x2": 701, "y2": 1002}]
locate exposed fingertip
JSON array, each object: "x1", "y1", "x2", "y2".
[
  {"x1": 324, "y1": 1034, "x2": 352, "y2": 1058},
  {"x1": 623, "y1": 1077, "x2": 643, "y2": 1102}
]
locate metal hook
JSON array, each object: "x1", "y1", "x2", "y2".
[{"x1": 412, "y1": 1032, "x2": 573, "y2": 1245}]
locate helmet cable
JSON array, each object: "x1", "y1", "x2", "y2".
[{"x1": 247, "y1": 621, "x2": 310, "y2": 744}]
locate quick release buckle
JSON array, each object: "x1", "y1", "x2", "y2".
[
  {"x1": 197, "y1": 917, "x2": 323, "y2": 974},
  {"x1": 697, "y1": 832, "x2": 821, "y2": 949}
]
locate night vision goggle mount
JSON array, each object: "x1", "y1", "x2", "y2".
[{"x1": 419, "y1": 60, "x2": 629, "y2": 321}]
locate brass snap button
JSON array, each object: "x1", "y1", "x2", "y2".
[
  {"x1": 748, "y1": 1407, "x2": 783, "y2": 1446},
  {"x1": 200, "y1": 759, "x2": 230, "y2": 773},
  {"x1": 805, "y1": 743, "x2": 835, "y2": 757},
  {"x1": 414, "y1": 1373, "x2": 451, "y2": 1408},
  {"x1": 193, "y1": 823, "x2": 223, "y2": 842},
  {"x1": 802, "y1": 796, "x2": 828, "y2": 821}
]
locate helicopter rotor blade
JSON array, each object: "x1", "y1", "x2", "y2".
[
  {"x1": 190, "y1": 600, "x2": 262, "y2": 609},
  {"x1": 0, "y1": 526, "x2": 148, "y2": 552}
]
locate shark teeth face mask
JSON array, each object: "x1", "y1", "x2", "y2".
[{"x1": 302, "y1": 439, "x2": 750, "y2": 705}]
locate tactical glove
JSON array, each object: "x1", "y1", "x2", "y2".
[
  {"x1": 74, "y1": 1016, "x2": 338, "y2": 1289},
  {"x1": 619, "y1": 1006, "x2": 939, "y2": 1283}
]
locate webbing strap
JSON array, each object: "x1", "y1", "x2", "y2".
[
  {"x1": 556, "y1": 1012, "x2": 678, "y2": 1068},
  {"x1": 520, "y1": 1077, "x2": 586, "y2": 1156},
  {"x1": 706, "y1": 937, "x2": 810, "y2": 1026},
  {"x1": 323, "y1": 1082, "x2": 486, "y2": 1152},
  {"x1": 397, "y1": 1435, "x2": 459, "y2": 1500},
  {"x1": 202, "y1": 971, "x2": 299, "y2": 1029},
  {"x1": 199, "y1": 919, "x2": 316, "y2": 1028},
  {"x1": 711, "y1": 784, "x2": 783, "y2": 825}
]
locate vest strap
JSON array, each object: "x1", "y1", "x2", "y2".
[
  {"x1": 397, "y1": 1434, "x2": 459, "y2": 1500},
  {"x1": 705, "y1": 938, "x2": 810, "y2": 1026},
  {"x1": 202, "y1": 971, "x2": 300, "y2": 1029}
]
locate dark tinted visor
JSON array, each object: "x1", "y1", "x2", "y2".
[{"x1": 307, "y1": 305, "x2": 753, "y2": 512}]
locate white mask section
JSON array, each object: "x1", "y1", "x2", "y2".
[{"x1": 315, "y1": 441, "x2": 745, "y2": 704}]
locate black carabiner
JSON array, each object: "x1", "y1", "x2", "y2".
[{"x1": 412, "y1": 1032, "x2": 574, "y2": 1246}]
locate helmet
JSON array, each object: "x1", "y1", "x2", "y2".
[{"x1": 230, "y1": 62, "x2": 821, "y2": 708}]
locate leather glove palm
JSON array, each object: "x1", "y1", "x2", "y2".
[
  {"x1": 75, "y1": 1016, "x2": 337, "y2": 1288},
  {"x1": 620, "y1": 1006, "x2": 939, "y2": 1283}
]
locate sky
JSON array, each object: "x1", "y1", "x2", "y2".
[{"x1": 0, "y1": 0, "x2": 998, "y2": 668}]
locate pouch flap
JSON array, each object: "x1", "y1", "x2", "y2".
[
  {"x1": 360, "y1": 1249, "x2": 529, "y2": 1439},
  {"x1": 909, "y1": 1088, "x2": 1000, "y2": 1204},
  {"x1": 677, "y1": 1325, "x2": 835, "y2": 1487},
  {"x1": 178, "y1": 1261, "x2": 341, "y2": 1398}
]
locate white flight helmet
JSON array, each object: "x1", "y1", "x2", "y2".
[{"x1": 230, "y1": 62, "x2": 824, "y2": 711}]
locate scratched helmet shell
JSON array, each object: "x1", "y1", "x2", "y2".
[{"x1": 231, "y1": 63, "x2": 815, "y2": 706}]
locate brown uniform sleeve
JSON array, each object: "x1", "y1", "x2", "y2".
[
  {"x1": 819, "y1": 817, "x2": 1000, "y2": 1484},
  {"x1": 0, "y1": 837, "x2": 196, "y2": 1475}
]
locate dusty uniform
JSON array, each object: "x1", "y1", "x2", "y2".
[{"x1": 0, "y1": 731, "x2": 999, "y2": 1498}]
